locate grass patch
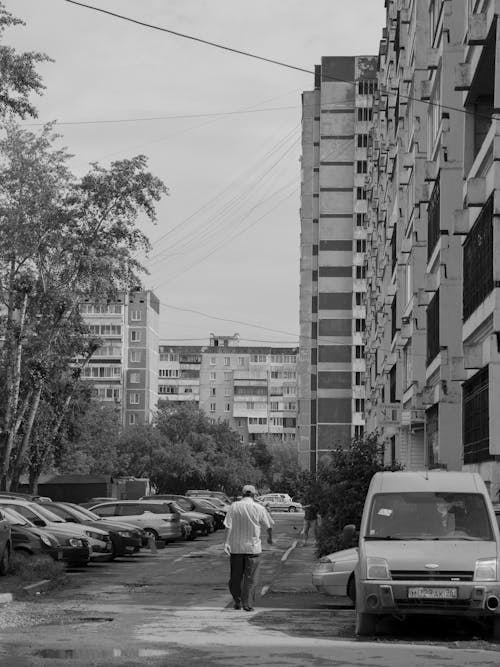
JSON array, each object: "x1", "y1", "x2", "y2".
[{"x1": 0, "y1": 552, "x2": 67, "y2": 598}]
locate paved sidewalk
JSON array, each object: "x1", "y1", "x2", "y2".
[{"x1": 267, "y1": 539, "x2": 319, "y2": 594}]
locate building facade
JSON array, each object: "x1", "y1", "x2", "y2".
[
  {"x1": 362, "y1": 0, "x2": 500, "y2": 501},
  {"x1": 298, "y1": 55, "x2": 378, "y2": 470},
  {"x1": 80, "y1": 289, "x2": 160, "y2": 427}
]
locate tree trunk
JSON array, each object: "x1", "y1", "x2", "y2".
[{"x1": 9, "y1": 383, "x2": 43, "y2": 490}]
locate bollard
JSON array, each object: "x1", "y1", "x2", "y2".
[{"x1": 147, "y1": 535, "x2": 157, "y2": 553}]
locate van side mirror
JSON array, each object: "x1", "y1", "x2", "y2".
[{"x1": 343, "y1": 524, "x2": 356, "y2": 546}]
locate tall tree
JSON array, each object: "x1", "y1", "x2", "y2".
[{"x1": 0, "y1": 122, "x2": 167, "y2": 490}]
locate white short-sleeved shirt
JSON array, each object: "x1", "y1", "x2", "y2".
[{"x1": 224, "y1": 497, "x2": 274, "y2": 554}]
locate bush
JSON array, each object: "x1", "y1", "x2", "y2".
[{"x1": 9, "y1": 552, "x2": 66, "y2": 583}]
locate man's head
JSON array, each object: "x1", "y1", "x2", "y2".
[{"x1": 242, "y1": 484, "x2": 257, "y2": 497}]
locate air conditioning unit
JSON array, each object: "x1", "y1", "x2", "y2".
[
  {"x1": 424, "y1": 160, "x2": 439, "y2": 181},
  {"x1": 454, "y1": 63, "x2": 471, "y2": 91},
  {"x1": 427, "y1": 48, "x2": 440, "y2": 70},
  {"x1": 467, "y1": 13, "x2": 488, "y2": 45},
  {"x1": 466, "y1": 177, "x2": 486, "y2": 206},
  {"x1": 420, "y1": 80, "x2": 431, "y2": 101}
]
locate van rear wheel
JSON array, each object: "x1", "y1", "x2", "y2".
[{"x1": 355, "y1": 611, "x2": 377, "y2": 636}]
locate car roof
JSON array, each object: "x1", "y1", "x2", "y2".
[{"x1": 369, "y1": 471, "x2": 486, "y2": 494}]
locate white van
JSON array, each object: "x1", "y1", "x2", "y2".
[{"x1": 346, "y1": 471, "x2": 500, "y2": 637}]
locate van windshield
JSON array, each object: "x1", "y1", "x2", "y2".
[{"x1": 365, "y1": 492, "x2": 494, "y2": 541}]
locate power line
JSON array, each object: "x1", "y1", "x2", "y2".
[
  {"x1": 64, "y1": 0, "x2": 313, "y2": 75},
  {"x1": 24, "y1": 105, "x2": 299, "y2": 127}
]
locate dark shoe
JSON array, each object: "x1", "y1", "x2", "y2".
[
  {"x1": 243, "y1": 606, "x2": 254, "y2": 612},
  {"x1": 233, "y1": 599, "x2": 241, "y2": 610}
]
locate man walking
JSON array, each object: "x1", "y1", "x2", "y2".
[{"x1": 223, "y1": 484, "x2": 274, "y2": 611}]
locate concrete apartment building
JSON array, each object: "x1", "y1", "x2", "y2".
[
  {"x1": 362, "y1": 0, "x2": 500, "y2": 501},
  {"x1": 298, "y1": 55, "x2": 378, "y2": 470},
  {"x1": 158, "y1": 335, "x2": 298, "y2": 446},
  {"x1": 80, "y1": 289, "x2": 159, "y2": 427}
]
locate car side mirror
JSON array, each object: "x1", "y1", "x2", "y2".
[
  {"x1": 343, "y1": 524, "x2": 356, "y2": 546},
  {"x1": 33, "y1": 518, "x2": 45, "y2": 527}
]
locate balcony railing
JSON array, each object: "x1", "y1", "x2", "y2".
[
  {"x1": 427, "y1": 179, "x2": 440, "y2": 260},
  {"x1": 463, "y1": 196, "x2": 493, "y2": 321}
]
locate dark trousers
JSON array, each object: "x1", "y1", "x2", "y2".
[{"x1": 228, "y1": 553, "x2": 260, "y2": 607}]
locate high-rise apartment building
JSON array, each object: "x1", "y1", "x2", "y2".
[
  {"x1": 298, "y1": 55, "x2": 378, "y2": 470},
  {"x1": 80, "y1": 289, "x2": 159, "y2": 427},
  {"x1": 158, "y1": 335, "x2": 298, "y2": 446},
  {"x1": 362, "y1": 0, "x2": 500, "y2": 501}
]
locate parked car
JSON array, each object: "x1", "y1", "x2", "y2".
[
  {"x1": 142, "y1": 495, "x2": 222, "y2": 531},
  {"x1": 185, "y1": 490, "x2": 232, "y2": 505},
  {"x1": 38, "y1": 501, "x2": 143, "y2": 558},
  {"x1": 87, "y1": 500, "x2": 183, "y2": 543},
  {"x1": 350, "y1": 471, "x2": 500, "y2": 638},
  {"x1": 0, "y1": 508, "x2": 12, "y2": 575},
  {"x1": 0, "y1": 499, "x2": 113, "y2": 562},
  {"x1": 258, "y1": 493, "x2": 302, "y2": 512},
  {"x1": 79, "y1": 497, "x2": 118, "y2": 509},
  {"x1": 1, "y1": 507, "x2": 63, "y2": 562},
  {"x1": 152, "y1": 500, "x2": 212, "y2": 537},
  {"x1": 312, "y1": 547, "x2": 358, "y2": 602},
  {"x1": 179, "y1": 518, "x2": 192, "y2": 541},
  {"x1": 0, "y1": 492, "x2": 52, "y2": 502},
  {"x1": 1, "y1": 507, "x2": 88, "y2": 566}
]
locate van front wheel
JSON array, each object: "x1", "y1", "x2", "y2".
[{"x1": 355, "y1": 611, "x2": 377, "y2": 636}]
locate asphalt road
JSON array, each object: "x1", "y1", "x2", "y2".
[{"x1": 0, "y1": 513, "x2": 499, "y2": 666}]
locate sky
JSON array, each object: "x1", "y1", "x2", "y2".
[{"x1": 6, "y1": 0, "x2": 386, "y2": 346}]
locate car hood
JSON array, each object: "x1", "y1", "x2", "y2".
[
  {"x1": 362, "y1": 539, "x2": 497, "y2": 570},
  {"x1": 74, "y1": 519, "x2": 140, "y2": 534},
  {"x1": 182, "y1": 511, "x2": 211, "y2": 521},
  {"x1": 43, "y1": 521, "x2": 108, "y2": 538},
  {"x1": 325, "y1": 547, "x2": 359, "y2": 564}
]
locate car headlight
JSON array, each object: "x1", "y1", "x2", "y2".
[
  {"x1": 40, "y1": 534, "x2": 54, "y2": 547},
  {"x1": 85, "y1": 530, "x2": 104, "y2": 541},
  {"x1": 68, "y1": 538, "x2": 84, "y2": 547},
  {"x1": 117, "y1": 531, "x2": 132, "y2": 538},
  {"x1": 366, "y1": 557, "x2": 391, "y2": 580},
  {"x1": 193, "y1": 519, "x2": 204, "y2": 525},
  {"x1": 474, "y1": 558, "x2": 497, "y2": 581}
]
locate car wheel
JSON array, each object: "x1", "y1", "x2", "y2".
[
  {"x1": 355, "y1": 611, "x2": 377, "y2": 636},
  {"x1": 288, "y1": 506, "x2": 298, "y2": 513},
  {"x1": 347, "y1": 576, "x2": 356, "y2": 603},
  {"x1": 0, "y1": 543, "x2": 11, "y2": 575},
  {"x1": 143, "y1": 528, "x2": 159, "y2": 541}
]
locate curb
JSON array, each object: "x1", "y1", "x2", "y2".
[{"x1": 0, "y1": 578, "x2": 52, "y2": 605}]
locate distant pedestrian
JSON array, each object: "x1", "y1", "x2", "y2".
[
  {"x1": 223, "y1": 484, "x2": 274, "y2": 611},
  {"x1": 300, "y1": 502, "x2": 319, "y2": 546}
]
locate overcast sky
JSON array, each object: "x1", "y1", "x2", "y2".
[{"x1": 7, "y1": 0, "x2": 385, "y2": 345}]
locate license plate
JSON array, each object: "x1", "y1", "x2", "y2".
[
  {"x1": 56, "y1": 550, "x2": 63, "y2": 560},
  {"x1": 408, "y1": 587, "x2": 457, "y2": 599}
]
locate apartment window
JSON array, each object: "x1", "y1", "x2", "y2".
[
  {"x1": 130, "y1": 330, "x2": 141, "y2": 342},
  {"x1": 357, "y1": 108, "x2": 373, "y2": 121},
  {"x1": 224, "y1": 402, "x2": 231, "y2": 412},
  {"x1": 251, "y1": 355, "x2": 267, "y2": 363},
  {"x1": 355, "y1": 318, "x2": 366, "y2": 332},
  {"x1": 389, "y1": 365, "x2": 397, "y2": 403},
  {"x1": 130, "y1": 372, "x2": 140, "y2": 384},
  {"x1": 463, "y1": 196, "x2": 494, "y2": 321},
  {"x1": 210, "y1": 387, "x2": 216, "y2": 396},
  {"x1": 357, "y1": 134, "x2": 368, "y2": 148},
  {"x1": 427, "y1": 179, "x2": 440, "y2": 260},
  {"x1": 355, "y1": 266, "x2": 366, "y2": 280},
  {"x1": 224, "y1": 386, "x2": 231, "y2": 396},
  {"x1": 355, "y1": 345, "x2": 364, "y2": 359},
  {"x1": 238, "y1": 357, "x2": 245, "y2": 366},
  {"x1": 356, "y1": 160, "x2": 367, "y2": 174},
  {"x1": 224, "y1": 357, "x2": 231, "y2": 367},
  {"x1": 210, "y1": 371, "x2": 216, "y2": 381},
  {"x1": 354, "y1": 425, "x2": 365, "y2": 439},
  {"x1": 130, "y1": 310, "x2": 142, "y2": 321},
  {"x1": 129, "y1": 350, "x2": 141, "y2": 362},
  {"x1": 129, "y1": 414, "x2": 137, "y2": 425},
  {"x1": 246, "y1": 402, "x2": 255, "y2": 409},
  {"x1": 355, "y1": 398, "x2": 365, "y2": 413},
  {"x1": 356, "y1": 187, "x2": 367, "y2": 200},
  {"x1": 463, "y1": 366, "x2": 490, "y2": 464},
  {"x1": 210, "y1": 356, "x2": 216, "y2": 365},
  {"x1": 224, "y1": 371, "x2": 231, "y2": 381},
  {"x1": 358, "y1": 80, "x2": 377, "y2": 95},
  {"x1": 210, "y1": 403, "x2": 216, "y2": 412},
  {"x1": 356, "y1": 240, "x2": 366, "y2": 253},
  {"x1": 356, "y1": 213, "x2": 365, "y2": 227},
  {"x1": 355, "y1": 292, "x2": 365, "y2": 306},
  {"x1": 426, "y1": 291, "x2": 440, "y2": 365},
  {"x1": 270, "y1": 401, "x2": 279, "y2": 412},
  {"x1": 130, "y1": 392, "x2": 140, "y2": 405},
  {"x1": 355, "y1": 372, "x2": 365, "y2": 385}
]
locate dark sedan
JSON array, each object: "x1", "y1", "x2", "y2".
[
  {"x1": 1, "y1": 507, "x2": 63, "y2": 561},
  {"x1": 38, "y1": 501, "x2": 143, "y2": 558}
]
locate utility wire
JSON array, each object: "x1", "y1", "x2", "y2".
[{"x1": 64, "y1": 0, "x2": 497, "y2": 125}]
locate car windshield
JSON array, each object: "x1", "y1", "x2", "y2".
[
  {"x1": 66, "y1": 504, "x2": 101, "y2": 520},
  {"x1": 366, "y1": 492, "x2": 494, "y2": 541},
  {"x1": 2, "y1": 507, "x2": 32, "y2": 526},
  {"x1": 28, "y1": 503, "x2": 65, "y2": 523},
  {"x1": 168, "y1": 501, "x2": 184, "y2": 514}
]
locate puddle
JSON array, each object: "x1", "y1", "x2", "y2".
[
  {"x1": 34, "y1": 647, "x2": 170, "y2": 659},
  {"x1": 42, "y1": 616, "x2": 114, "y2": 626}
]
